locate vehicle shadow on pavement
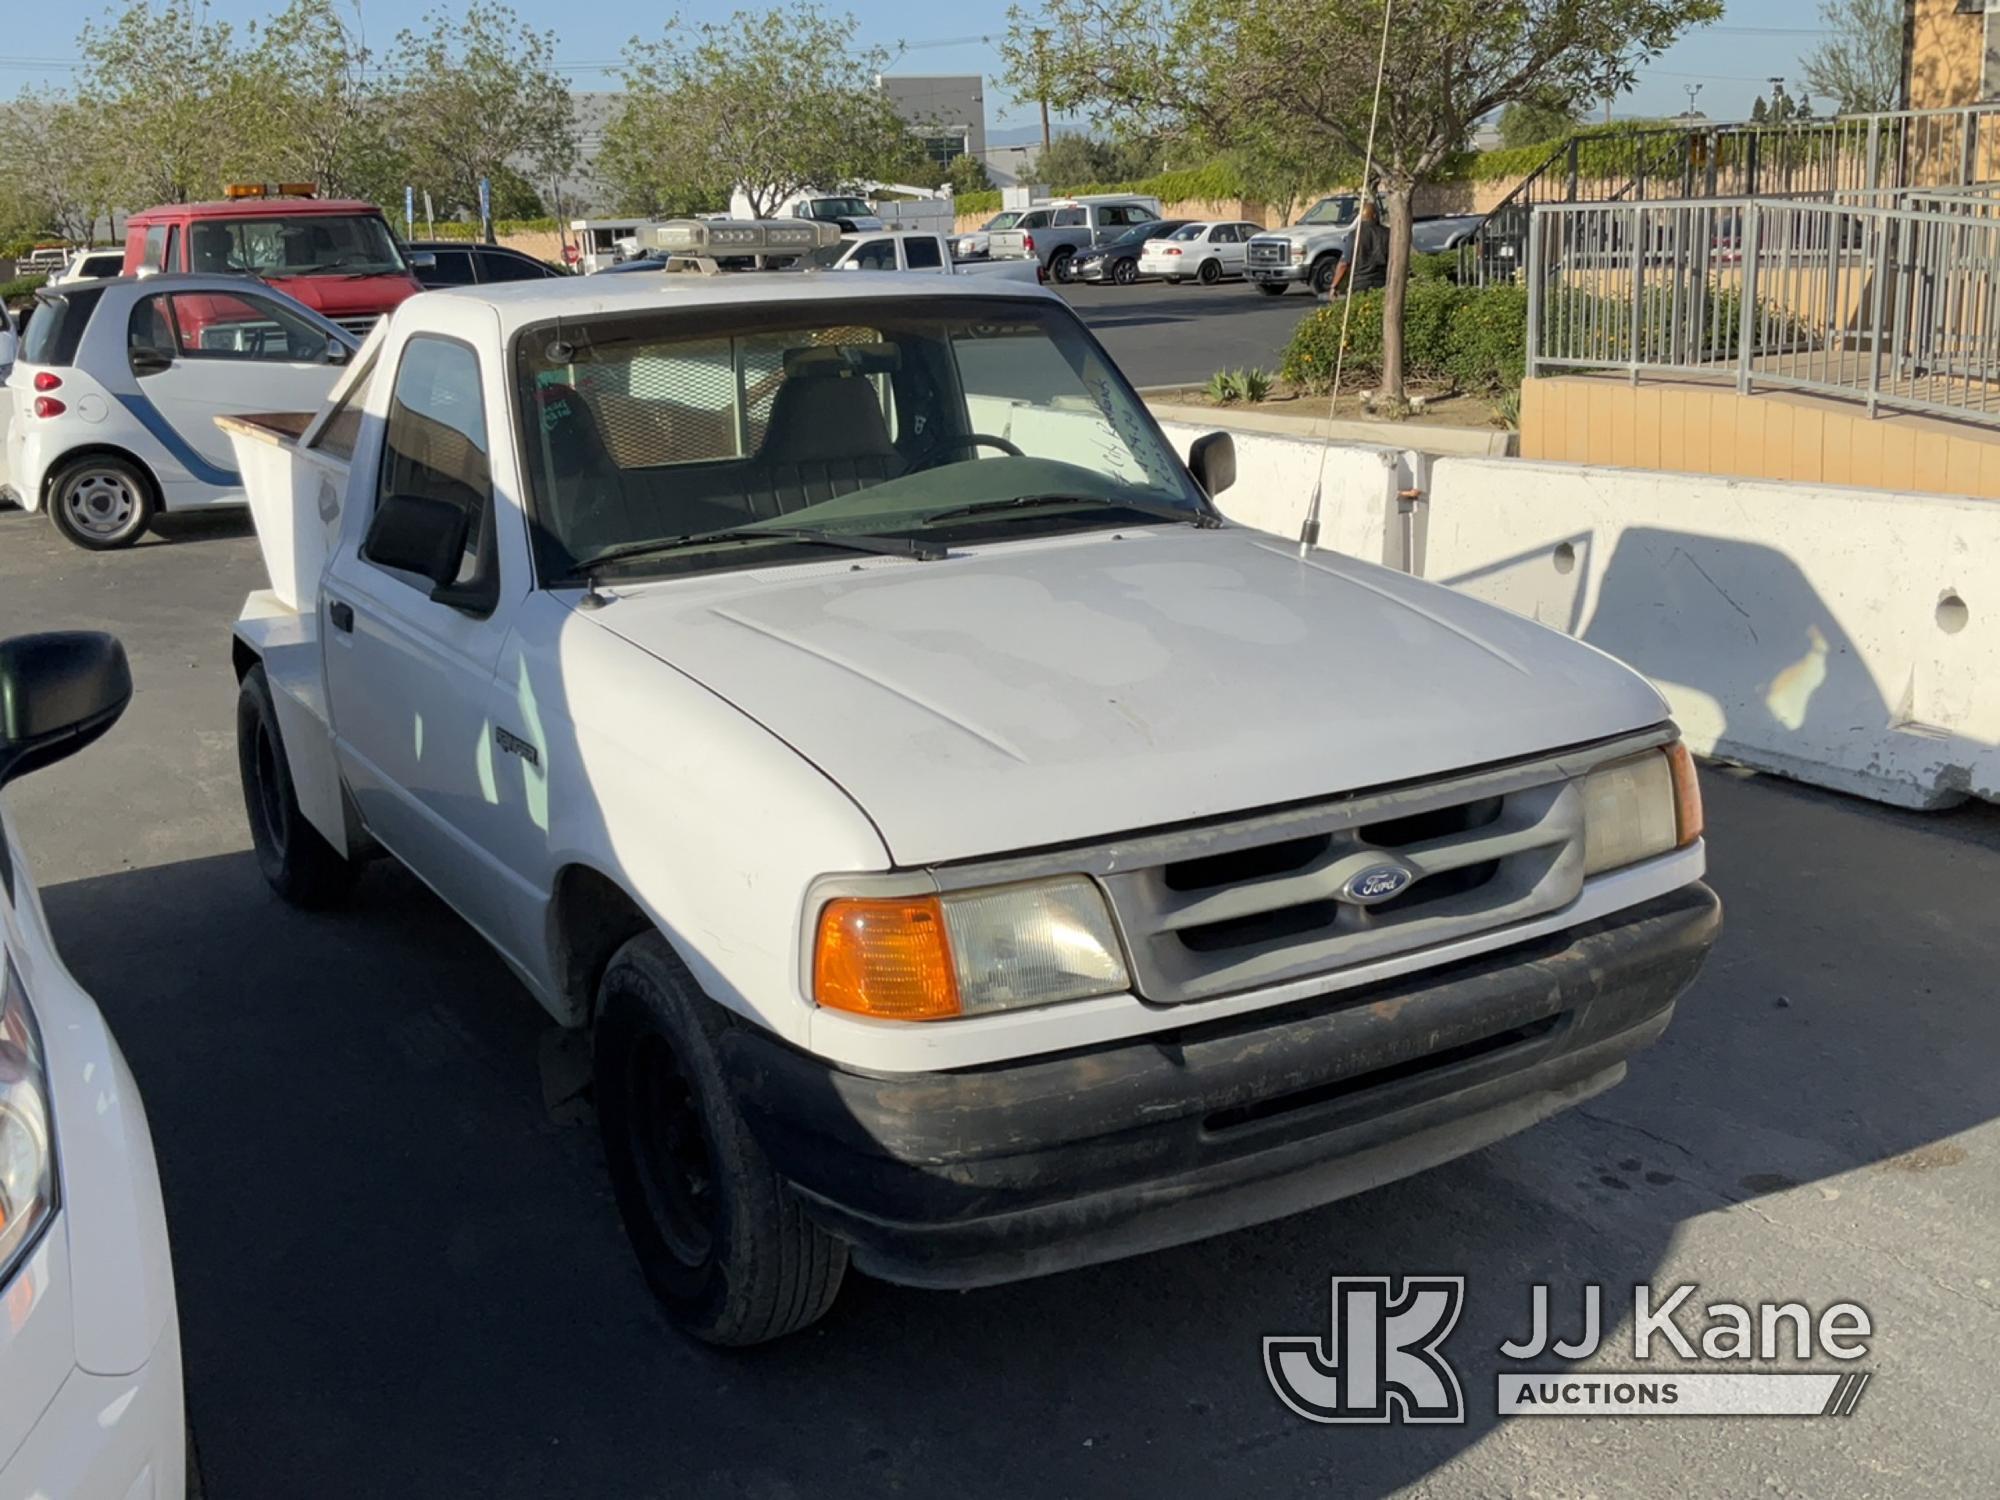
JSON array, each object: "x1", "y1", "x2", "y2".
[
  {"x1": 144, "y1": 510, "x2": 258, "y2": 547},
  {"x1": 40, "y1": 762, "x2": 2000, "y2": 1498}
]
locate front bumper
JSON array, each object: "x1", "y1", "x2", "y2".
[
  {"x1": 723, "y1": 883, "x2": 1720, "y2": 1289},
  {"x1": 1248, "y1": 262, "x2": 1309, "y2": 284},
  {"x1": 0, "y1": 1323, "x2": 185, "y2": 1500}
]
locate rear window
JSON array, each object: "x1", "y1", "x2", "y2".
[{"x1": 23, "y1": 286, "x2": 104, "y2": 366}]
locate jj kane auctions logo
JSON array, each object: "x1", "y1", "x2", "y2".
[{"x1": 1267, "y1": 1278, "x2": 1873, "y2": 1422}]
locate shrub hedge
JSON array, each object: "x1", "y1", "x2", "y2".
[
  {"x1": 1282, "y1": 274, "x2": 1783, "y2": 397},
  {"x1": 1281, "y1": 279, "x2": 1530, "y2": 395},
  {"x1": 418, "y1": 217, "x2": 561, "y2": 241},
  {"x1": 1, "y1": 274, "x2": 49, "y2": 303}
]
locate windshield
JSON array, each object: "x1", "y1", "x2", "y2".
[
  {"x1": 1299, "y1": 196, "x2": 1360, "y2": 227},
  {"x1": 811, "y1": 198, "x2": 874, "y2": 219},
  {"x1": 190, "y1": 213, "x2": 407, "y2": 276},
  {"x1": 982, "y1": 212, "x2": 1021, "y2": 231},
  {"x1": 512, "y1": 294, "x2": 1207, "y2": 582},
  {"x1": 1108, "y1": 224, "x2": 1169, "y2": 249}
]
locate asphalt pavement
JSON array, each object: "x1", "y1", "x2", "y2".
[
  {"x1": 1059, "y1": 276, "x2": 1316, "y2": 388},
  {"x1": 3, "y1": 464, "x2": 1998, "y2": 1496}
]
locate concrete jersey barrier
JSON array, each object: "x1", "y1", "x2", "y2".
[{"x1": 1155, "y1": 417, "x2": 1999, "y2": 811}]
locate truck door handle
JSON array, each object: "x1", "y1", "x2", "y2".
[{"x1": 329, "y1": 600, "x2": 354, "y2": 634}]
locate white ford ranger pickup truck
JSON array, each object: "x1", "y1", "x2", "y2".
[{"x1": 216, "y1": 230, "x2": 1720, "y2": 1346}]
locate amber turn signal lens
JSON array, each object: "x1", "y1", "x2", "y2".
[
  {"x1": 1666, "y1": 741, "x2": 1704, "y2": 847},
  {"x1": 814, "y1": 897, "x2": 962, "y2": 1021}
]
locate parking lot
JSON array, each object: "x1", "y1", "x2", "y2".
[
  {"x1": 1059, "y1": 278, "x2": 1312, "y2": 387},
  {"x1": 4, "y1": 472, "x2": 1997, "y2": 1495}
]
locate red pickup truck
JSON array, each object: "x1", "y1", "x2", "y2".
[{"x1": 121, "y1": 187, "x2": 424, "y2": 341}]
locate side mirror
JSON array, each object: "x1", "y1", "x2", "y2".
[
  {"x1": 408, "y1": 251, "x2": 437, "y2": 271},
  {"x1": 0, "y1": 633, "x2": 133, "y2": 791},
  {"x1": 324, "y1": 341, "x2": 349, "y2": 365},
  {"x1": 1188, "y1": 430, "x2": 1236, "y2": 498},
  {"x1": 362, "y1": 493, "x2": 469, "y2": 592},
  {"x1": 129, "y1": 347, "x2": 173, "y2": 377}
]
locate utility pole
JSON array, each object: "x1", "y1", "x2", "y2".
[{"x1": 1035, "y1": 29, "x2": 1052, "y2": 154}]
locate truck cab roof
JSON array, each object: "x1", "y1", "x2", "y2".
[
  {"x1": 126, "y1": 197, "x2": 382, "y2": 222},
  {"x1": 417, "y1": 264, "x2": 1060, "y2": 330}
]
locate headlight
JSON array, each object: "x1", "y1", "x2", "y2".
[
  {"x1": 1582, "y1": 743, "x2": 1703, "y2": 876},
  {"x1": 0, "y1": 957, "x2": 55, "y2": 1287},
  {"x1": 813, "y1": 877, "x2": 1131, "y2": 1021}
]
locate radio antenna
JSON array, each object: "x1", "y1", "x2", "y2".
[{"x1": 1300, "y1": 0, "x2": 1395, "y2": 557}]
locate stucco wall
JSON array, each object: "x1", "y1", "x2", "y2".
[
  {"x1": 1908, "y1": 0, "x2": 1985, "y2": 110},
  {"x1": 1521, "y1": 376, "x2": 2000, "y2": 501}
]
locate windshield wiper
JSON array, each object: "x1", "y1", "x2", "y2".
[
  {"x1": 290, "y1": 260, "x2": 386, "y2": 277},
  {"x1": 575, "y1": 525, "x2": 946, "y2": 579},
  {"x1": 922, "y1": 493, "x2": 1220, "y2": 529}
]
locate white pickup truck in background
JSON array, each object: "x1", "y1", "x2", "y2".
[
  {"x1": 805, "y1": 229, "x2": 1044, "y2": 281},
  {"x1": 1247, "y1": 192, "x2": 1488, "y2": 295},
  {"x1": 215, "y1": 220, "x2": 1719, "y2": 1347}
]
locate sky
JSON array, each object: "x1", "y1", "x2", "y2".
[{"x1": 0, "y1": 0, "x2": 1833, "y2": 137}]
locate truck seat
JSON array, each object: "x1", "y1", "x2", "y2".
[{"x1": 742, "y1": 365, "x2": 902, "y2": 514}]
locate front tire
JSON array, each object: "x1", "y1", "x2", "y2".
[
  {"x1": 237, "y1": 665, "x2": 357, "y2": 908},
  {"x1": 47, "y1": 454, "x2": 154, "y2": 550},
  {"x1": 1049, "y1": 247, "x2": 1077, "y2": 283},
  {"x1": 1311, "y1": 257, "x2": 1340, "y2": 296},
  {"x1": 595, "y1": 931, "x2": 847, "y2": 1346}
]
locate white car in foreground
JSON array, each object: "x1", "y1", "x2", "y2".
[
  {"x1": 4, "y1": 272, "x2": 357, "y2": 549},
  {"x1": 217, "y1": 228, "x2": 1718, "y2": 1347},
  {"x1": 1138, "y1": 220, "x2": 1265, "y2": 284},
  {"x1": 0, "y1": 302, "x2": 16, "y2": 501},
  {"x1": 0, "y1": 632, "x2": 185, "y2": 1498}
]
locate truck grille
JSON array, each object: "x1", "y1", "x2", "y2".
[
  {"x1": 335, "y1": 315, "x2": 379, "y2": 341},
  {"x1": 1099, "y1": 764, "x2": 1589, "y2": 1004},
  {"x1": 1248, "y1": 240, "x2": 1292, "y2": 267}
]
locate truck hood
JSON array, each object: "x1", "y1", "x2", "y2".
[
  {"x1": 590, "y1": 527, "x2": 1669, "y2": 866},
  {"x1": 1258, "y1": 225, "x2": 1351, "y2": 244},
  {"x1": 268, "y1": 272, "x2": 421, "y2": 318}
]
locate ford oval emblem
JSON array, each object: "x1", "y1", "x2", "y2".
[{"x1": 1343, "y1": 863, "x2": 1414, "y2": 905}]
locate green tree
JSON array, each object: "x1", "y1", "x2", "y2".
[
  {"x1": 73, "y1": 0, "x2": 245, "y2": 206},
  {"x1": 1005, "y1": 0, "x2": 1723, "y2": 405},
  {"x1": 1801, "y1": 0, "x2": 1901, "y2": 115},
  {"x1": 0, "y1": 93, "x2": 120, "y2": 242},
  {"x1": 602, "y1": 6, "x2": 921, "y2": 220},
  {"x1": 1498, "y1": 91, "x2": 1583, "y2": 148},
  {"x1": 1033, "y1": 132, "x2": 1112, "y2": 187},
  {"x1": 386, "y1": 1, "x2": 575, "y2": 229},
  {"x1": 946, "y1": 153, "x2": 994, "y2": 195},
  {"x1": 237, "y1": 0, "x2": 402, "y2": 203}
]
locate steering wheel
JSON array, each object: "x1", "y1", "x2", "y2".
[{"x1": 907, "y1": 433, "x2": 1023, "y2": 473}]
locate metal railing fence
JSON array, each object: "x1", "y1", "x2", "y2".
[
  {"x1": 1526, "y1": 197, "x2": 2000, "y2": 428},
  {"x1": 1465, "y1": 103, "x2": 2000, "y2": 285}
]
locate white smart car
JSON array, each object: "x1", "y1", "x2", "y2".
[
  {"x1": 1138, "y1": 220, "x2": 1265, "y2": 284},
  {"x1": 3, "y1": 273, "x2": 357, "y2": 549},
  {"x1": 0, "y1": 631, "x2": 185, "y2": 1497}
]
